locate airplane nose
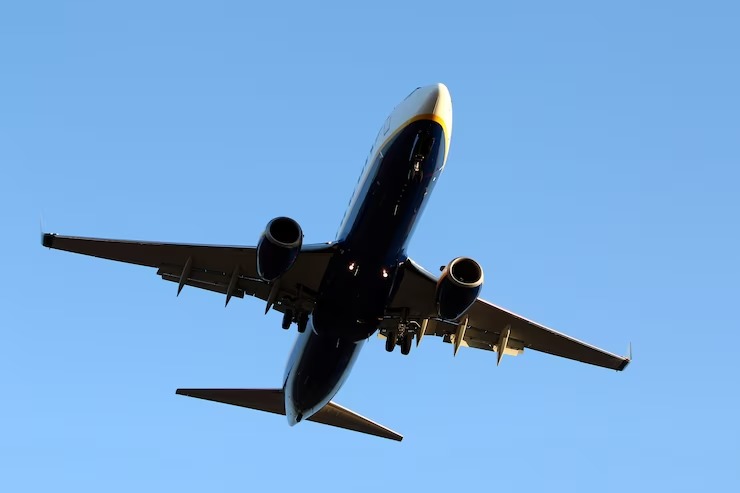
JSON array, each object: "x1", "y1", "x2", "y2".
[
  {"x1": 418, "y1": 83, "x2": 452, "y2": 154},
  {"x1": 419, "y1": 83, "x2": 450, "y2": 110}
]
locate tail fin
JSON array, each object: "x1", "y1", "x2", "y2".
[{"x1": 176, "y1": 388, "x2": 403, "y2": 442}]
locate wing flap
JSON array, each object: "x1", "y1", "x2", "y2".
[
  {"x1": 176, "y1": 388, "x2": 403, "y2": 441},
  {"x1": 157, "y1": 265, "x2": 268, "y2": 298},
  {"x1": 161, "y1": 274, "x2": 245, "y2": 299}
]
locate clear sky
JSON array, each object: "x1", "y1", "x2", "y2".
[{"x1": 2, "y1": 1, "x2": 738, "y2": 491}]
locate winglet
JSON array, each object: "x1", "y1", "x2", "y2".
[
  {"x1": 39, "y1": 215, "x2": 46, "y2": 245},
  {"x1": 616, "y1": 343, "x2": 632, "y2": 371}
]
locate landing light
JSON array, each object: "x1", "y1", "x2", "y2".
[{"x1": 382, "y1": 269, "x2": 389, "y2": 278}]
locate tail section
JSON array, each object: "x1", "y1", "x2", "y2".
[{"x1": 176, "y1": 388, "x2": 403, "y2": 442}]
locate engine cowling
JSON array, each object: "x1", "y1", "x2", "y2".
[
  {"x1": 256, "y1": 217, "x2": 303, "y2": 282},
  {"x1": 435, "y1": 257, "x2": 484, "y2": 320}
]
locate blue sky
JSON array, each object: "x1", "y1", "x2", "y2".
[{"x1": 2, "y1": 1, "x2": 739, "y2": 491}]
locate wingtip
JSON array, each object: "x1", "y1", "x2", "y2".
[
  {"x1": 617, "y1": 344, "x2": 632, "y2": 371},
  {"x1": 42, "y1": 232, "x2": 55, "y2": 248}
]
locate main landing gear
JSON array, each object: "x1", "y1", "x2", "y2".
[
  {"x1": 385, "y1": 320, "x2": 420, "y2": 356},
  {"x1": 282, "y1": 309, "x2": 309, "y2": 333}
]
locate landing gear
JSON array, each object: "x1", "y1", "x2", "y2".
[
  {"x1": 408, "y1": 160, "x2": 424, "y2": 182},
  {"x1": 400, "y1": 332, "x2": 413, "y2": 355},
  {"x1": 385, "y1": 317, "x2": 419, "y2": 355},
  {"x1": 284, "y1": 309, "x2": 308, "y2": 333},
  {"x1": 385, "y1": 330, "x2": 397, "y2": 352},
  {"x1": 407, "y1": 130, "x2": 434, "y2": 183},
  {"x1": 297, "y1": 312, "x2": 309, "y2": 333},
  {"x1": 281, "y1": 310, "x2": 294, "y2": 330}
]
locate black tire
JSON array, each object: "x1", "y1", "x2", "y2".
[
  {"x1": 281, "y1": 310, "x2": 294, "y2": 330},
  {"x1": 297, "y1": 312, "x2": 308, "y2": 333},
  {"x1": 385, "y1": 332, "x2": 396, "y2": 352},
  {"x1": 401, "y1": 332, "x2": 413, "y2": 355}
]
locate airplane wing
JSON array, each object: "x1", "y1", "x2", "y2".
[
  {"x1": 387, "y1": 258, "x2": 630, "y2": 370},
  {"x1": 42, "y1": 233, "x2": 335, "y2": 312}
]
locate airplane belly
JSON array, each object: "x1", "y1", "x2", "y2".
[
  {"x1": 284, "y1": 321, "x2": 365, "y2": 423},
  {"x1": 340, "y1": 119, "x2": 446, "y2": 255},
  {"x1": 316, "y1": 119, "x2": 447, "y2": 341}
]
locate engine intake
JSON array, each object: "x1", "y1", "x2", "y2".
[
  {"x1": 256, "y1": 217, "x2": 303, "y2": 282},
  {"x1": 435, "y1": 257, "x2": 484, "y2": 320}
]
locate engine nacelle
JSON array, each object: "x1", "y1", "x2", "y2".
[
  {"x1": 256, "y1": 217, "x2": 303, "y2": 282},
  {"x1": 435, "y1": 257, "x2": 484, "y2": 320}
]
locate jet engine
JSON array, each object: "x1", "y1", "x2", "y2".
[
  {"x1": 256, "y1": 216, "x2": 303, "y2": 282},
  {"x1": 435, "y1": 257, "x2": 484, "y2": 320}
]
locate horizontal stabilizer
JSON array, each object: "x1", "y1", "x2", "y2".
[{"x1": 176, "y1": 388, "x2": 403, "y2": 442}]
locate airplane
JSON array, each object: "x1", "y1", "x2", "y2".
[{"x1": 42, "y1": 83, "x2": 630, "y2": 442}]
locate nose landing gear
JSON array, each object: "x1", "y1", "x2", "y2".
[{"x1": 407, "y1": 130, "x2": 435, "y2": 182}]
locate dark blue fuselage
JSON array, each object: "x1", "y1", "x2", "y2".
[{"x1": 284, "y1": 119, "x2": 446, "y2": 423}]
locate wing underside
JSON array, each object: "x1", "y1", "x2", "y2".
[
  {"x1": 42, "y1": 234, "x2": 629, "y2": 369},
  {"x1": 42, "y1": 233, "x2": 334, "y2": 313},
  {"x1": 386, "y1": 258, "x2": 630, "y2": 370}
]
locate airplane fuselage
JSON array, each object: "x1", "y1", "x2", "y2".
[{"x1": 283, "y1": 85, "x2": 452, "y2": 423}]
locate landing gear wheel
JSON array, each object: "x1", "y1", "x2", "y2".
[
  {"x1": 385, "y1": 331, "x2": 397, "y2": 352},
  {"x1": 401, "y1": 332, "x2": 413, "y2": 355},
  {"x1": 281, "y1": 310, "x2": 294, "y2": 330},
  {"x1": 297, "y1": 312, "x2": 309, "y2": 333}
]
